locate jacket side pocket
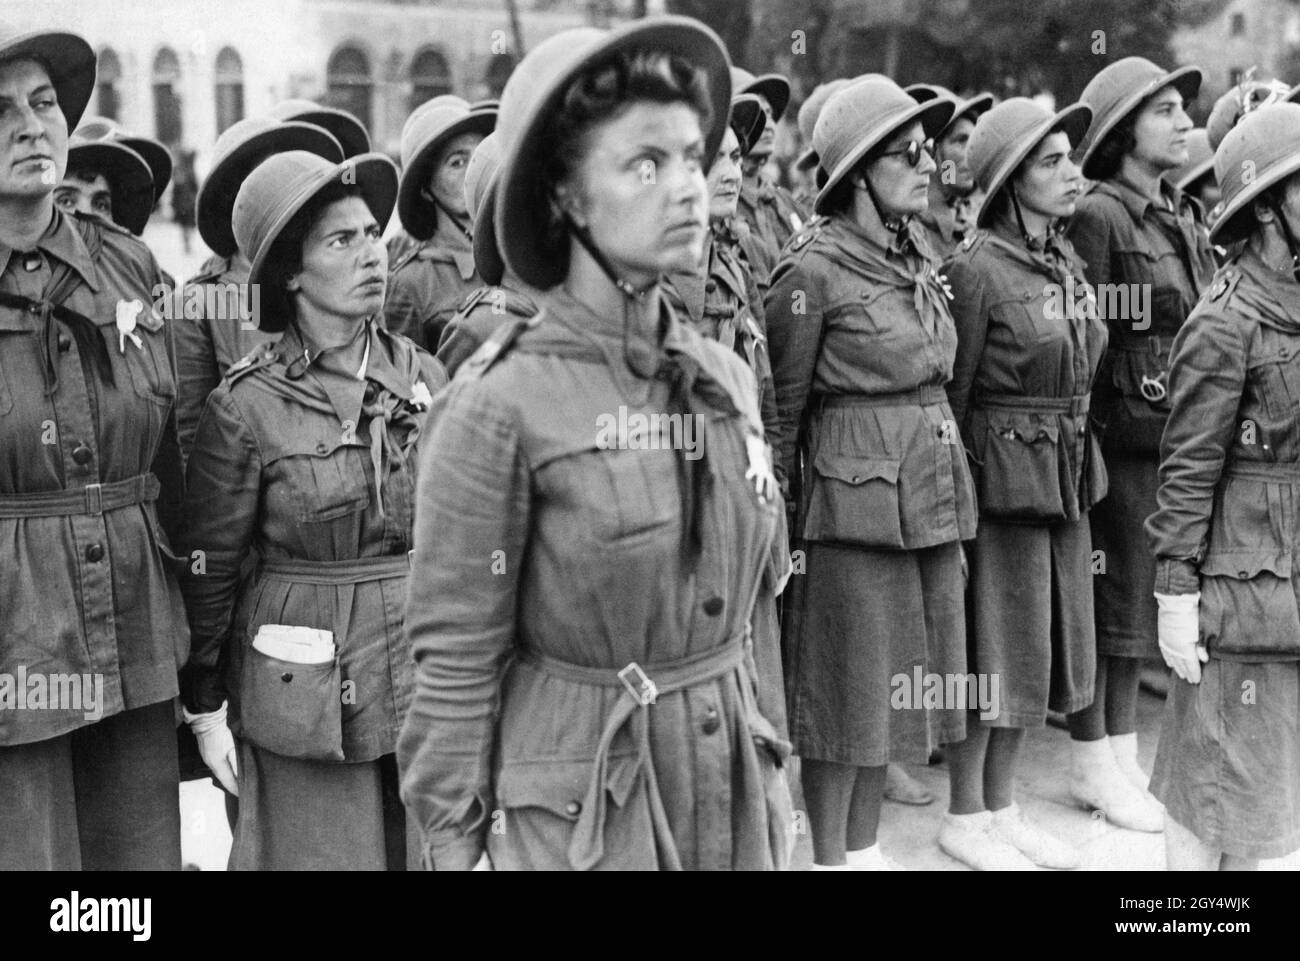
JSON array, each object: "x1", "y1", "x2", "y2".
[
  {"x1": 748, "y1": 710, "x2": 795, "y2": 870},
  {"x1": 1199, "y1": 550, "x2": 1300, "y2": 658},
  {"x1": 803, "y1": 449, "x2": 904, "y2": 549},
  {"x1": 977, "y1": 411, "x2": 1067, "y2": 522},
  {"x1": 236, "y1": 645, "x2": 345, "y2": 761}
]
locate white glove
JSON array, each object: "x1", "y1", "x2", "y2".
[
  {"x1": 1155, "y1": 592, "x2": 1208, "y2": 684},
  {"x1": 183, "y1": 701, "x2": 240, "y2": 796}
]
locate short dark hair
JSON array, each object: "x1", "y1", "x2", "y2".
[
  {"x1": 1089, "y1": 112, "x2": 1138, "y2": 182},
  {"x1": 531, "y1": 49, "x2": 713, "y2": 269},
  {"x1": 259, "y1": 180, "x2": 364, "y2": 321}
]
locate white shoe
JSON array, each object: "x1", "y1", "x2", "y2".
[
  {"x1": 1110, "y1": 732, "x2": 1165, "y2": 807},
  {"x1": 810, "y1": 862, "x2": 853, "y2": 871},
  {"x1": 1070, "y1": 737, "x2": 1163, "y2": 833},
  {"x1": 846, "y1": 844, "x2": 904, "y2": 871},
  {"x1": 938, "y1": 811, "x2": 1037, "y2": 871},
  {"x1": 989, "y1": 802, "x2": 1080, "y2": 870}
]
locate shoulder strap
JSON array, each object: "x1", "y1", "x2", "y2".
[{"x1": 457, "y1": 310, "x2": 545, "y2": 381}]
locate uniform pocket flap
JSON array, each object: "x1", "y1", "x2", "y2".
[
  {"x1": 494, "y1": 755, "x2": 641, "y2": 818},
  {"x1": 986, "y1": 411, "x2": 1059, "y2": 444},
  {"x1": 812, "y1": 450, "x2": 900, "y2": 485},
  {"x1": 1200, "y1": 550, "x2": 1292, "y2": 580}
]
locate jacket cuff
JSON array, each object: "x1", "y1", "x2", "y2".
[{"x1": 1154, "y1": 558, "x2": 1200, "y2": 595}]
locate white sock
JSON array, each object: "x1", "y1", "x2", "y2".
[
  {"x1": 845, "y1": 844, "x2": 881, "y2": 868},
  {"x1": 810, "y1": 862, "x2": 853, "y2": 871}
]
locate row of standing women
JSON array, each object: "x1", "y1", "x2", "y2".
[{"x1": 1, "y1": 14, "x2": 1297, "y2": 871}]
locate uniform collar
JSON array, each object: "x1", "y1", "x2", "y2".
[
  {"x1": 1096, "y1": 174, "x2": 1185, "y2": 222},
  {"x1": 827, "y1": 210, "x2": 914, "y2": 262},
  {"x1": 0, "y1": 208, "x2": 101, "y2": 292},
  {"x1": 276, "y1": 317, "x2": 416, "y2": 426},
  {"x1": 420, "y1": 216, "x2": 476, "y2": 279},
  {"x1": 1237, "y1": 246, "x2": 1300, "y2": 326}
]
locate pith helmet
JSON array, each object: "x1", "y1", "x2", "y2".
[
  {"x1": 904, "y1": 83, "x2": 994, "y2": 139},
  {"x1": 494, "y1": 17, "x2": 731, "y2": 289},
  {"x1": 1210, "y1": 102, "x2": 1300, "y2": 245},
  {"x1": 397, "y1": 96, "x2": 496, "y2": 239},
  {"x1": 75, "y1": 116, "x2": 173, "y2": 204},
  {"x1": 812, "y1": 76, "x2": 955, "y2": 215},
  {"x1": 730, "y1": 94, "x2": 765, "y2": 155},
  {"x1": 463, "y1": 132, "x2": 505, "y2": 285},
  {"x1": 268, "y1": 99, "x2": 371, "y2": 158},
  {"x1": 967, "y1": 98, "x2": 1092, "y2": 227},
  {"x1": 795, "y1": 78, "x2": 851, "y2": 172},
  {"x1": 65, "y1": 129, "x2": 156, "y2": 235},
  {"x1": 198, "y1": 117, "x2": 344, "y2": 258},
  {"x1": 731, "y1": 66, "x2": 790, "y2": 122},
  {"x1": 0, "y1": 23, "x2": 96, "y2": 131},
  {"x1": 1078, "y1": 57, "x2": 1202, "y2": 180}
]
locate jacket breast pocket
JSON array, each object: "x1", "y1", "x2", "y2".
[
  {"x1": 280, "y1": 444, "x2": 370, "y2": 523},
  {"x1": 124, "y1": 327, "x2": 177, "y2": 408},
  {"x1": 975, "y1": 410, "x2": 1066, "y2": 522},
  {"x1": 802, "y1": 448, "x2": 904, "y2": 549}
]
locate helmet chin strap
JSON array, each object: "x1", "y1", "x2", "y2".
[
  {"x1": 426, "y1": 191, "x2": 473, "y2": 242},
  {"x1": 854, "y1": 173, "x2": 909, "y2": 246},
  {"x1": 563, "y1": 210, "x2": 660, "y2": 299},
  {"x1": 561, "y1": 210, "x2": 662, "y2": 378}
]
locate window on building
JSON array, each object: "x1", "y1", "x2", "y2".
[
  {"x1": 97, "y1": 47, "x2": 122, "y2": 121},
  {"x1": 215, "y1": 47, "x2": 244, "y2": 134},
  {"x1": 326, "y1": 45, "x2": 372, "y2": 136},
  {"x1": 410, "y1": 47, "x2": 453, "y2": 111},
  {"x1": 1231, "y1": 13, "x2": 1245, "y2": 36},
  {"x1": 152, "y1": 47, "x2": 183, "y2": 146},
  {"x1": 485, "y1": 53, "x2": 516, "y2": 99}
]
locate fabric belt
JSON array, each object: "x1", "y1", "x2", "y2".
[
  {"x1": 818, "y1": 385, "x2": 947, "y2": 410},
  {"x1": 517, "y1": 634, "x2": 748, "y2": 871},
  {"x1": 975, "y1": 392, "x2": 1091, "y2": 416},
  {"x1": 0, "y1": 472, "x2": 159, "y2": 518},
  {"x1": 261, "y1": 552, "x2": 412, "y2": 585},
  {"x1": 1223, "y1": 462, "x2": 1300, "y2": 483}
]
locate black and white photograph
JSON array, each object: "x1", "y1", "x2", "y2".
[{"x1": 0, "y1": 0, "x2": 1292, "y2": 924}]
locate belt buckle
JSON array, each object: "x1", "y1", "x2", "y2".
[
  {"x1": 1139, "y1": 374, "x2": 1167, "y2": 403},
  {"x1": 617, "y1": 662, "x2": 658, "y2": 707},
  {"x1": 84, "y1": 483, "x2": 103, "y2": 515}
]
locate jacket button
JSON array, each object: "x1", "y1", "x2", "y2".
[
  {"x1": 71, "y1": 444, "x2": 93, "y2": 465},
  {"x1": 705, "y1": 280, "x2": 717, "y2": 294},
  {"x1": 85, "y1": 543, "x2": 104, "y2": 563},
  {"x1": 1281, "y1": 347, "x2": 1291, "y2": 360},
  {"x1": 703, "y1": 596, "x2": 724, "y2": 616},
  {"x1": 363, "y1": 383, "x2": 377, "y2": 404},
  {"x1": 57, "y1": 334, "x2": 72, "y2": 352},
  {"x1": 701, "y1": 707, "x2": 720, "y2": 735},
  {"x1": 1238, "y1": 570, "x2": 1249, "y2": 579},
  {"x1": 27, "y1": 302, "x2": 42, "y2": 315},
  {"x1": 281, "y1": 671, "x2": 294, "y2": 682},
  {"x1": 316, "y1": 442, "x2": 329, "y2": 454},
  {"x1": 565, "y1": 800, "x2": 582, "y2": 816}
]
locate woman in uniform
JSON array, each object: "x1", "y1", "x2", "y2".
[
  {"x1": 943, "y1": 97, "x2": 1107, "y2": 870},
  {"x1": 765, "y1": 77, "x2": 976, "y2": 870},
  {"x1": 384, "y1": 97, "x2": 496, "y2": 351},
  {"x1": 1067, "y1": 57, "x2": 1215, "y2": 831},
  {"x1": 178, "y1": 149, "x2": 445, "y2": 870},
  {"x1": 1147, "y1": 103, "x2": 1300, "y2": 869},
  {"x1": 0, "y1": 25, "x2": 189, "y2": 870},
  {"x1": 1154, "y1": 105, "x2": 1300, "y2": 873},
  {"x1": 397, "y1": 17, "x2": 792, "y2": 871}
]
